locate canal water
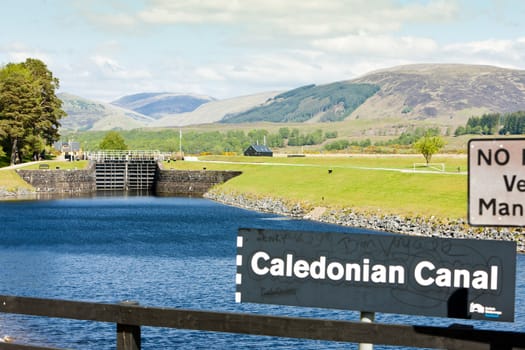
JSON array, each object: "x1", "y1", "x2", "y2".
[{"x1": 0, "y1": 196, "x2": 522, "y2": 349}]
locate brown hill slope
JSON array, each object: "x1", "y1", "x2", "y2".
[{"x1": 349, "y1": 64, "x2": 525, "y2": 126}]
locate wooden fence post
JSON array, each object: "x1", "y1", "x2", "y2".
[{"x1": 117, "y1": 301, "x2": 141, "y2": 350}]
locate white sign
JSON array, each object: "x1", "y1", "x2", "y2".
[{"x1": 469, "y1": 138, "x2": 525, "y2": 226}]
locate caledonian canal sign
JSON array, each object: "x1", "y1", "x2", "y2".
[
  {"x1": 236, "y1": 228, "x2": 516, "y2": 322},
  {"x1": 469, "y1": 138, "x2": 525, "y2": 226}
]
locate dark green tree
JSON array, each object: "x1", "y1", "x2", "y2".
[
  {"x1": 500, "y1": 111, "x2": 525, "y2": 135},
  {"x1": 99, "y1": 131, "x2": 128, "y2": 150},
  {"x1": 22, "y1": 58, "x2": 66, "y2": 147},
  {"x1": 278, "y1": 127, "x2": 290, "y2": 139},
  {"x1": 0, "y1": 58, "x2": 65, "y2": 165},
  {"x1": 0, "y1": 64, "x2": 39, "y2": 164},
  {"x1": 247, "y1": 129, "x2": 269, "y2": 145}
]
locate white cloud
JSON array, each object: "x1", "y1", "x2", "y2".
[
  {"x1": 446, "y1": 39, "x2": 514, "y2": 54},
  {"x1": 91, "y1": 55, "x2": 125, "y2": 72},
  {"x1": 312, "y1": 34, "x2": 438, "y2": 57},
  {"x1": 195, "y1": 67, "x2": 226, "y2": 81},
  {"x1": 1, "y1": 42, "x2": 51, "y2": 65},
  {"x1": 28, "y1": 0, "x2": 523, "y2": 103},
  {"x1": 93, "y1": 0, "x2": 458, "y2": 39},
  {"x1": 443, "y1": 38, "x2": 525, "y2": 68},
  {"x1": 90, "y1": 55, "x2": 151, "y2": 79}
]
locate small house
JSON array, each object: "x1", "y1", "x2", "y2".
[
  {"x1": 53, "y1": 141, "x2": 82, "y2": 160},
  {"x1": 53, "y1": 141, "x2": 81, "y2": 153},
  {"x1": 244, "y1": 144, "x2": 273, "y2": 157}
]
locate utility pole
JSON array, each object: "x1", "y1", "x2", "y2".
[{"x1": 179, "y1": 128, "x2": 183, "y2": 160}]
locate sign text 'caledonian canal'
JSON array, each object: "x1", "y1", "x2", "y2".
[{"x1": 236, "y1": 228, "x2": 516, "y2": 322}]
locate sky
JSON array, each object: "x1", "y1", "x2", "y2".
[{"x1": 1, "y1": 0, "x2": 524, "y2": 102}]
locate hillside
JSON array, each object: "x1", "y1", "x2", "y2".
[
  {"x1": 221, "y1": 82, "x2": 380, "y2": 123},
  {"x1": 218, "y1": 64, "x2": 525, "y2": 126},
  {"x1": 111, "y1": 92, "x2": 215, "y2": 119},
  {"x1": 58, "y1": 64, "x2": 525, "y2": 131},
  {"x1": 349, "y1": 64, "x2": 525, "y2": 126},
  {"x1": 151, "y1": 91, "x2": 280, "y2": 127},
  {"x1": 59, "y1": 93, "x2": 154, "y2": 131}
]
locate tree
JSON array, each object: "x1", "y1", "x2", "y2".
[
  {"x1": 0, "y1": 63, "x2": 39, "y2": 164},
  {"x1": 0, "y1": 58, "x2": 65, "y2": 165},
  {"x1": 414, "y1": 134, "x2": 445, "y2": 165},
  {"x1": 22, "y1": 58, "x2": 65, "y2": 146},
  {"x1": 99, "y1": 131, "x2": 128, "y2": 150},
  {"x1": 278, "y1": 127, "x2": 290, "y2": 139}
]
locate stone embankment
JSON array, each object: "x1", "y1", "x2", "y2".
[
  {"x1": 155, "y1": 169, "x2": 242, "y2": 196},
  {"x1": 17, "y1": 163, "x2": 96, "y2": 194},
  {"x1": 205, "y1": 190, "x2": 525, "y2": 252},
  {"x1": 0, "y1": 187, "x2": 35, "y2": 198}
]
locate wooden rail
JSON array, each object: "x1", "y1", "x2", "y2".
[{"x1": 0, "y1": 295, "x2": 524, "y2": 350}]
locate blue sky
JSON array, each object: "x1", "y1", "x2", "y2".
[{"x1": 1, "y1": 0, "x2": 524, "y2": 102}]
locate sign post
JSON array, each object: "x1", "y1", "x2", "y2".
[
  {"x1": 469, "y1": 138, "x2": 525, "y2": 226},
  {"x1": 359, "y1": 311, "x2": 375, "y2": 350}
]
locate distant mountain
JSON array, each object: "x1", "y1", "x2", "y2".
[
  {"x1": 111, "y1": 92, "x2": 215, "y2": 119},
  {"x1": 349, "y1": 64, "x2": 525, "y2": 125},
  {"x1": 219, "y1": 64, "x2": 525, "y2": 125},
  {"x1": 59, "y1": 93, "x2": 155, "y2": 131},
  {"x1": 59, "y1": 64, "x2": 525, "y2": 131},
  {"x1": 151, "y1": 91, "x2": 280, "y2": 127},
  {"x1": 221, "y1": 82, "x2": 379, "y2": 124}
]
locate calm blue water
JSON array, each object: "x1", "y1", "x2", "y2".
[{"x1": 0, "y1": 196, "x2": 522, "y2": 349}]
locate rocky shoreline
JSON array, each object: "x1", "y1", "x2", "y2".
[
  {"x1": 0, "y1": 187, "x2": 36, "y2": 198},
  {"x1": 204, "y1": 190, "x2": 525, "y2": 253}
]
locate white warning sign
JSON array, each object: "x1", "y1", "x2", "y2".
[{"x1": 469, "y1": 138, "x2": 525, "y2": 226}]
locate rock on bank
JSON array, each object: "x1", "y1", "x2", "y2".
[{"x1": 204, "y1": 190, "x2": 525, "y2": 253}]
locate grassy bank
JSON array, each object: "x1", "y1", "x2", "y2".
[
  {"x1": 0, "y1": 155, "x2": 468, "y2": 220},
  {"x1": 0, "y1": 169, "x2": 34, "y2": 192},
  {"x1": 17, "y1": 160, "x2": 89, "y2": 170},
  {"x1": 164, "y1": 155, "x2": 468, "y2": 220},
  {"x1": 0, "y1": 161, "x2": 89, "y2": 193}
]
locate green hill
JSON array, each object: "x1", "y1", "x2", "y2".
[
  {"x1": 221, "y1": 82, "x2": 380, "y2": 123},
  {"x1": 350, "y1": 64, "x2": 525, "y2": 126},
  {"x1": 59, "y1": 93, "x2": 154, "y2": 131}
]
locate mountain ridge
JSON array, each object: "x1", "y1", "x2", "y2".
[
  {"x1": 59, "y1": 63, "x2": 525, "y2": 131},
  {"x1": 58, "y1": 93, "x2": 154, "y2": 131},
  {"x1": 349, "y1": 63, "x2": 525, "y2": 125},
  {"x1": 111, "y1": 92, "x2": 215, "y2": 119}
]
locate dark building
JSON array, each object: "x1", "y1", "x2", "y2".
[{"x1": 244, "y1": 144, "x2": 273, "y2": 157}]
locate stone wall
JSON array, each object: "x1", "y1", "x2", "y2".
[
  {"x1": 14, "y1": 163, "x2": 242, "y2": 197},
  {"x1": 17, "y1": 162, "x2": 96, "y2": 194},
  {"x1": 154, "y1": 169, "x2": 242, "y2": 196}
]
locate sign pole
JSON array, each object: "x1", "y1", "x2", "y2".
[
  {"x1": 179, "y1": 128, "x2": 182, "y2": 159},
  {"x1": 358, "y1": 311, "x2": 375, "y2": 350}
]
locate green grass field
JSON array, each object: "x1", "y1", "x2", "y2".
[
  {"x1": 0, "y1": 169, "x2": 34, "y2": 192},
  {"x1": 0, "y1": 161, "x2": 89, "y2": 193},
  {"x1": 15, "y1": 160, "x2": 89, "y2": 170},
  {"x1": 0, "y1": 155, "x2": 468, "y2": 220},
  {"x1": 164, "y1": 155, "x2": 468, "y2": 220}
]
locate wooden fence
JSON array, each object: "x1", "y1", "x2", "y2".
[{"x1": 0, "y1": 294, "x2": 523, "y2": 350}]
